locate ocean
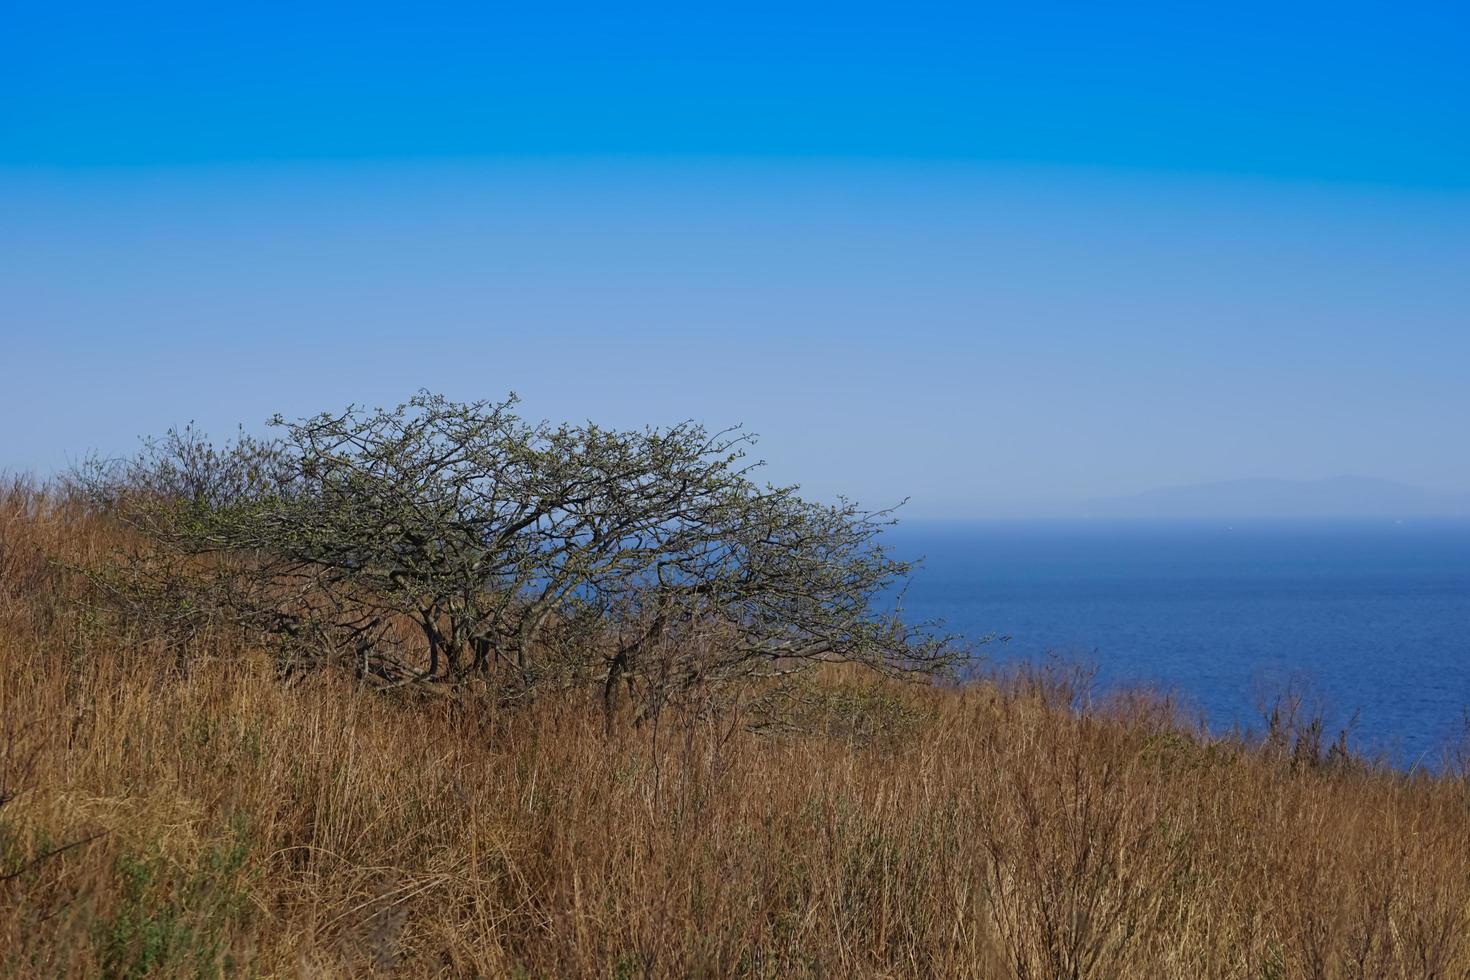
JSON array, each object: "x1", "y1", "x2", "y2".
[{"x1": 886, "y1": 519, "x2": 1470, "y2": 767}]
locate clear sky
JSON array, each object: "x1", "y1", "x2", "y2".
[{"x1": 3, "y1": 1, "x2": 1467, "y2": 516}]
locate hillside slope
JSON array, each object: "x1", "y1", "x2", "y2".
[{"x1": 1, "y1": 485, "x2": 1467, "y2": 978}]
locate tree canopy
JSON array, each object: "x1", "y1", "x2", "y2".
[{"x1": 81, "y1": 392, "x2": 957, "y2": 714}]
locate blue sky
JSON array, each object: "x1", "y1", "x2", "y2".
[{"x1": 2, "y1": 1, "x2": 1467, "y2": 515}]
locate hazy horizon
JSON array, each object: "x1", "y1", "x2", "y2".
[
  {"x1": 4, "y1": 2, "x2": 1467, "y2": 518},
  {"x1": 907, "y1": 475, "x2": 1470, "y2": 522}
]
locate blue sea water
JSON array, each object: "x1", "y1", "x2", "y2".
[{"x1": 885, "y1": 520, "x2": 1470, "y2": 767}]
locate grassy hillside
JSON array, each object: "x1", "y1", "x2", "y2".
[{"x1": 1, "y1": 483, "x2": 1467, "y2": 978}]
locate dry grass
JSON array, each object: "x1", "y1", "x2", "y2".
[{"x1": 1, "y1": 482, "x2": 1468, "y2": 978}]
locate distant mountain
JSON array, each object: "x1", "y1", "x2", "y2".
[{"x1": 1087, "y1": 476, "x2": 1470, "y2": 520}]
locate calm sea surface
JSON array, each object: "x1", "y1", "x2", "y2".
[{"x1": 886, "y1": 520, "x2": 1470, "y2": 766}]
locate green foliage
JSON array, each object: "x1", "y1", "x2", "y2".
[
  {"x1": 97, "y1": 822, "x2": 253, "y2": 979},
  {"x1": 745, "y1": 674, "x2": 931, "y2": 744}
]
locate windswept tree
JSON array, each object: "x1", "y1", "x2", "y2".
[{"x1": 80, "y1": 392, "x2": 957, "y2": 714}]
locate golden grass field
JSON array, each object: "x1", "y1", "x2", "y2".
[{"x1": 1, "y1": 483, "x2": 1467, "y2": 978}]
